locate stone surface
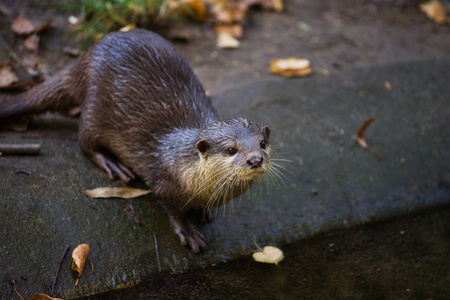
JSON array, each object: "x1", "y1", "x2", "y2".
[
  {"x1": 1, "y1": 0, "x2": 449, "y2": 298},
  {"x1": 1, "y1": 59, "x2": 449, "y2": 298}
]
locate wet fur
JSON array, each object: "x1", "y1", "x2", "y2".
[{"x1": 0, "y1": 29, "x2": 271, "y2": 252}]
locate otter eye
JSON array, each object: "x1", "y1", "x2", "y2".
[
  {"x1": 227, "y1": 147, "x2": 237, "y2": 156},
  {"x1": 260, "y1": 140, "x2": 267, "y2": 149}
]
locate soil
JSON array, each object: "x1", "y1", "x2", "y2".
[{"x1": 1, "y1": 0, "x2": 448, "y2": 94}]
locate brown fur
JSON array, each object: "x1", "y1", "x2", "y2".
[{"x1": 0, "y1": 29, "x2": 271, "y2": 252}]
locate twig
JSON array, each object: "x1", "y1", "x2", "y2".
[
  {"x1": 0, "y1": 144, "x2": 40, "y2": 155},
  {"x1": 251, "y1": 239, "x2": 263, "y2": 252},
  {"x1": 12, "y1": 280, "x2": 25, "y2": 300},
  {"x1": 51, "y1": 243, "x2": 70, "y2": 295},
  {"x1": 89, "y1": 258, "x2": 94, "y2": 273}
]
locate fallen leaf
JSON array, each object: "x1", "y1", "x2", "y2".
[
  {"x1": 29, "y1": 293, "x2": 64, "y2": 300},
  {"x1": 270, "y1": 57, "x2": 313, "y2": 77},
  {"x1": 272, "y1": 0, "x2": 284, "y2": 12},
  {"x1": 217, "y1": 31, "x2": 240, "y2": 49},
  {"x1": 25, "y1": 33, "x2": 40, "y2": 52},
  {"x1": 0, "y1": 64, "x2": 18, "y2": 88},
  {"x1": 11, "y1": 15, "x2": 35, "y2": 35},
  {"x1": 253, "y1": 246, "x2": 284, "y2": 265},
  {"x1": 168, "y1": 0, "x2": 207, "y2": 21},
  {"x1": 215, "y1": 24, "x2": 243, "y2": 39},
  {"x1": 420, "y1": 0, "x2": 449, "y2": 24},
  {"x1": 68, "y1": 15, "x2": 80, "y2": 25},
  {"x1": 243, "y1": 0, "x2": 282, "y2": 11},
  {"x1": 384, "y1": 81, "x2": 392, "y2": 91},
  {"x1": 119, "y1": 24, "x2": 136, "y2": 32},
  {"x1": 85, "y1": 187, "x2": 151, "y2": 199},
  {"x1": 212, "y1": 2, "x2": 248, "y2": 24},
  {"x1": 356, "y1": 118, "x2": 375, "y2": 149},
  {"x1": 71, "y1": 243, "x2": 90, "y2": 276}
]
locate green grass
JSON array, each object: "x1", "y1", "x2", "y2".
[{"x1": 74, "y1": 0, "x2": 171, "y2": 41}]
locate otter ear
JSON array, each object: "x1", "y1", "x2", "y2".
[
  {"x1": 263, "y1": 126, "x2": 270, "y2": 140},
  {"x1": 196, "y1": 139, "x2": 210, "y2": 154}
]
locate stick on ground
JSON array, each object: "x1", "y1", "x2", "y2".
[
  {"x1": 51, "y1": 243, "x2": 70, "y2": 295},
  {"x1": 0, "y1": 144, "x2": 40, "y2": 155}
]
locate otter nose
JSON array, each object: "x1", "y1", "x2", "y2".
[{"x1": 247, "y1": 156, "x2": 263, "y2": 169}]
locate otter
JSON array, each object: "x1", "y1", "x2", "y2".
[{"x1": 0, "y1": 29, "x2": 271, "y2": 252}]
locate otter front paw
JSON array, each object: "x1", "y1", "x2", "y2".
[{"x1": 169, "y1": 216, "x2": 206, "y2": 253}]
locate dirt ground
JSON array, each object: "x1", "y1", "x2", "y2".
[{"x1": 1, "y1": 0, "x2": 448, "y2": 95}]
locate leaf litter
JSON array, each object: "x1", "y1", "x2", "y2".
[
  {"x1": 355, "y1": 118, "x2": 375, "y2": 149},
  {"x1": 85, "y1": 187, "x2": 151, "y2": 199}
]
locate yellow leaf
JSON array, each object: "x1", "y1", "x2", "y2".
[
  {"x1": 167, "y1": 0, "x2": 207, "y2": 21},
  {"x1": 217, "y1": 32, "x2": 240, "y2": 49},
  {"x1": 272, "y1": 0, "x2": 284, "y2": 12},
  {"x1": 119, "y1": 24, "x2": 136, "y2": 32},
  {"x1": 214, "y1": 24, "x2": 243, "y2": 39},
  {"x1": 71, "y1": 244, "x2": 90, "y2": 276},
  {"x1": 420, "y1": 0, "x2": 449, "y2": 24},
  {"x1": 85, "y1": 187, "x2": 151, "y2": 199},
  {"x1": 270, "y1": 57, "x2": 313, "y2": 77},
  {"x1": 252, "y1": 246, "x2": 284, "y2": 265}
]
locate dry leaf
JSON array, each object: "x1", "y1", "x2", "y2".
[
  {"x1": 215, "y1": 24, "x2": 243, "y2": 38},
  {"x1": 11, "y1": 15, "x2": 35, "y2": 35},
  {"x1": 119, "y1": 24, "x2": 136, "y2": 32},
  {"x1": 72, "y1": 243, "x2": 90, "y2": 276},
  {"x1": 25, "y1": 33, "x2": 40, "y2": 52},
  {"x1": 217, "y1": 32, "x2": 240, "y2": 49},
  {"x1": 420, "y1": 0, "x2": 449, "y2": 24},
  {"x1": 168, "y1": 0, "x2": 207, "y2": 21},
  {"x1": 0, "y1": 65, "x2": 18, "y2": 88},
  {"x1": 253, "y1": 246, "x2": 284, "y2": 265},
  {"x1": 356, "y1": 118, "x2": 375, "y2": 149},
  {"x1": 29, "y1": 293, "x2": 64, "y2": 300},
  {"x1": 270, "y1": 57, "x2": 313, "y2": 77},
  {"x1": 212, "y1": 2, "x2": 248, "y2": 24},
  {"x1": 272, "y1": 0, "x2": 284, "y2": 12},
  {"x1": 85, "y1": 187, "x2": 151, "y2": 199},
  {"x1": 384, "y1": 81, "x2": 392, "y2": 91}
]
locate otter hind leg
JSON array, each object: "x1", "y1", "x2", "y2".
[
  {"x1": 79, "y1": 127, "x2": 135, "y2": 183},
  {"x1": 92, "y1": 151, "x2": 135, "y2": 183}
]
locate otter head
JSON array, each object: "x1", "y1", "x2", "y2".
[{"x1": 196, "y1": 118, "x2": 271, "y2": 183}]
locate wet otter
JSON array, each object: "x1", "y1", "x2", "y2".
[{"x1": 0, "y1": 29, "x2": 271, "y2": 252}]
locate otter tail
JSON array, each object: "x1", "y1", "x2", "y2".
[{"x1": 0, "y1": 65, "x2": 79, "y2": 119}]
